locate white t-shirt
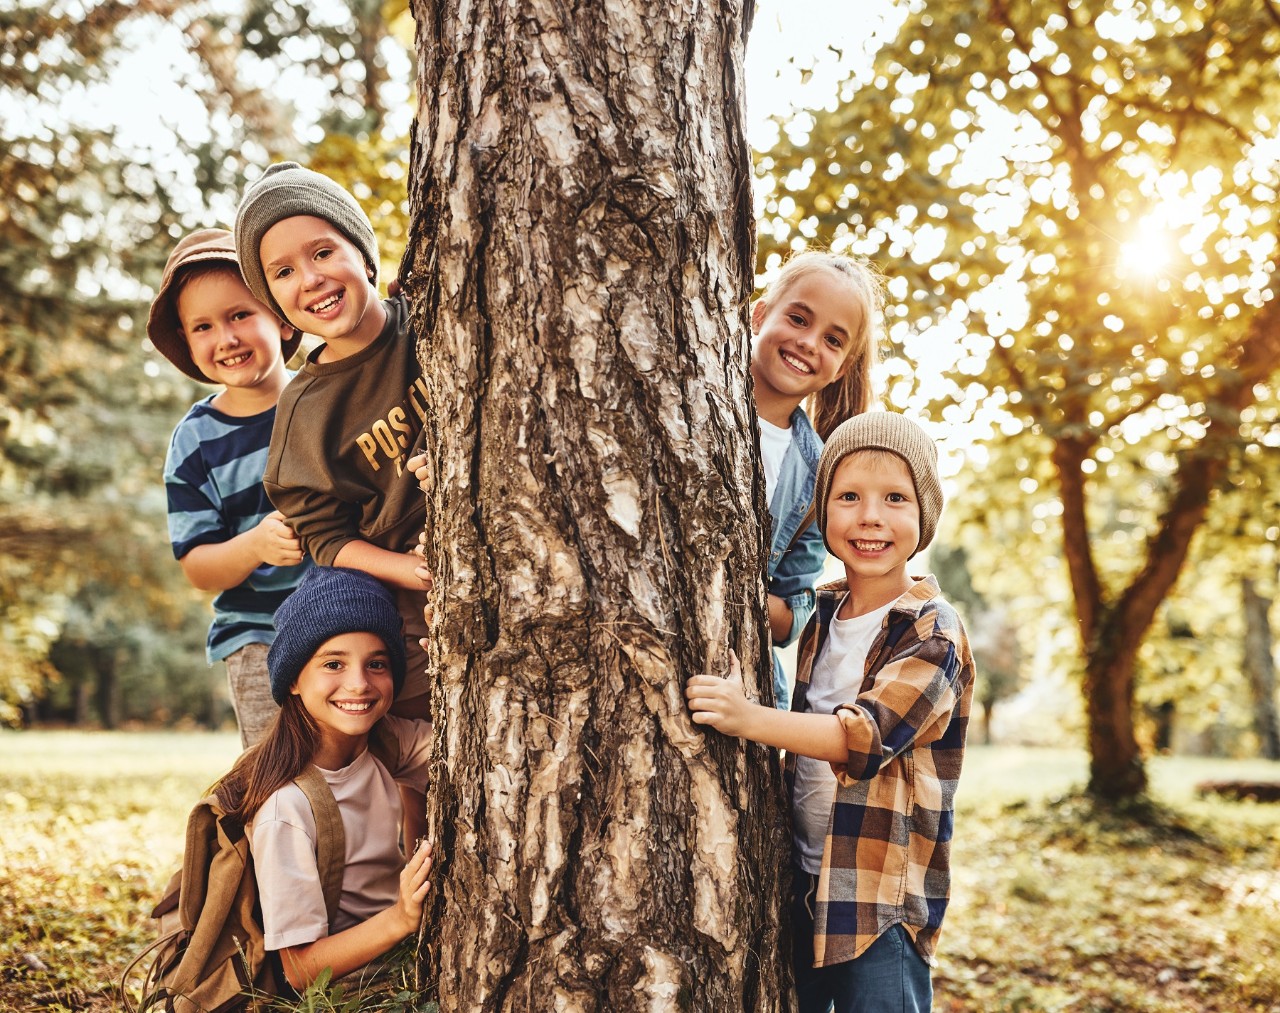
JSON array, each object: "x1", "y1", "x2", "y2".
[
  {"x1": 758, "y1": 416, "x2": 793, "y2": 508},
  {"x1": 793, "y1": 596, "x2": 895, "y2": 873},
  {"x1": 248, "y1": 715, "x2": 432, "y2": 951}
]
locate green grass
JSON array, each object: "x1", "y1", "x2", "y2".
[
  {"x1": 0, "y1": 730, "x2": 240, "y2": 1013},
  {"x1": 941, "y1": 745, "x2": 1280, "y2": 1012},
  {"x1": 2, "y1": 733, "x2": 1278, "y2": 1012}
]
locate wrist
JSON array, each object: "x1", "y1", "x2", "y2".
[{"x1": 739, "y1": 700, "x2": 768, "y2": 741}]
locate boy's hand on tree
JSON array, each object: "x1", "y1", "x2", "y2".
[
  {"x1": 686, "y1": 651, "x2": 754, "y2": 738},
  {"x1": 408, "y1": 452, "x2": 428, "y2": 491},
  {"x1": 255, "y1": 511, "x2": 305, "y2": 566},
  {"x1": 412, "y1": 542, "x2": 434, "y2": 595}
]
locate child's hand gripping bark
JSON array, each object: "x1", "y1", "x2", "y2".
[{"x1": 685, "y1": 651, "x2": 757, "y2": 738}]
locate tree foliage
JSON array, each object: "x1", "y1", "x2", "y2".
[
  {"x1": 0, "y1": 0, "x2": 414, "y2": 723},
  {"x1": 757, "y1": 0, "x2": 1280, "y2": 797}
]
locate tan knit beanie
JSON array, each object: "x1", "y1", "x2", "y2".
[
  {"x1": 234, "y1": 162, "x2": 379, "y2": 323},
  {"x1": 814, "y1": 412, "x2": 943, "y2": 557}
]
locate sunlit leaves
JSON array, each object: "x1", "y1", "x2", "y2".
[
  {"x1": 757, "y1": 0, "x2": 1280, "y2": 769},
  {"x1": 1, "y1": 0, "x2": 415, "y2": 722}
]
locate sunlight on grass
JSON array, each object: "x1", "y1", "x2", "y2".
[
  {"x1": 942, "y1": 747, "x2": 1280, "y2": 1013},
  {"x1": 2, "y1": 733, "x2": 1278, "y2": 1012},
  {"x1": 0, "y1": 731, "x2": 240, "y2": 1012}
]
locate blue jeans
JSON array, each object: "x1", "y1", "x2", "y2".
[{"x1": 792, "y1": 869, "x2": 933, "y2": 1013}]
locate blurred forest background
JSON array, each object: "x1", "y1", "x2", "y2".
[{"x1": 4, "y1": 0, "x2": 1279, "y2": 793}]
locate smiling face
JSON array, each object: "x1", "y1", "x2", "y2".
[
  {"x1": 749, "y1": 265, "x2": 866, "y2": 424},
  {"x1": 291, "y1": 631, "x2": 395, "y2": 767},
  {"x1": 824, "y1": 449, "x2": 920, "y2": 613},
  {"x1": 176, "y1": 266, "x2": 291, "y2": 412},
  {"x1": 259, "y1": 215, "x2": 386, "y2": 356}
]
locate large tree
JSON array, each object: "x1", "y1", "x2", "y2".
[
  {"x1": 758, "y1": 0, "x2": 1280, "y2": 799},
  {"x1": 405, "y1": 0, "x2": 793, "y2": 1007}
]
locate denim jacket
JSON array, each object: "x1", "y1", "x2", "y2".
[{"x1": 767, "y1": 408, "x2": 827, "y2": 707}]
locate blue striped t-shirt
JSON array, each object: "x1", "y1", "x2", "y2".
[{"x1": 164, "y1": 396, "x2": 312, "y2": 663}]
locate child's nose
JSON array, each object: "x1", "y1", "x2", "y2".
[{"x1": 858, "y1": 502, "x2": 884, "y2": 525}]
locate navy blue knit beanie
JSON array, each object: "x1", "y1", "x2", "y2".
[{"x1": 267, "y1": 567, "x2": 407, "y2": 704}]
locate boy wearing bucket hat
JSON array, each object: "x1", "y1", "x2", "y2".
[
  {"x1": 149, "y1": 227, "x2": 311, "y2": 748},
  {"x1": 686, "y1": 412, "x2": 975, "y2": 1012}
]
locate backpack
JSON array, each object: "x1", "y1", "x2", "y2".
[
  {"x1": 122, "y1": 728, "x2": 401, "y2": 1013},
  {"x1": 121, "y1": 765, "x2": 343, "y2": 1013}
]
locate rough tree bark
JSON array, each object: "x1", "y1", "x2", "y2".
[{"x1": 403, "y1": 1, "x2": 793, "y2": 1009}]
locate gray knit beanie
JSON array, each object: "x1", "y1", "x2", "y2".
[
  {"x1": 267, "y1": 567, "x2": 406, "y2": 704},
  {"x1": 814, "y1": 412, "x2": 944, "y2": 557},
  {"x1": 234, "y1": 161, "x2": 379, "y2": 323}
]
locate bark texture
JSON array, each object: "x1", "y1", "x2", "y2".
[{"x1": 403, "y1": 1, "x2": 792, "y2": 1008}]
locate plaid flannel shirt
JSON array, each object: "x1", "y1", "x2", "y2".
[{"x1": 785, "y1": 574, "x2": 974, "y2": 968}]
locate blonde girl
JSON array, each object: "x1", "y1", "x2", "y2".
[{"x1": 750, "y1": 251, "x2": 883, "y2": 709}]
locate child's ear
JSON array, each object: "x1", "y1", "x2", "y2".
[
  {"x1": 278, "y1": 319, "x2": 297, "y2": 342},
  {"x1": 750, "y1": 298, "x2": 768, "y2": 333}
]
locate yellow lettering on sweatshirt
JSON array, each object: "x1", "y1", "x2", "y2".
[
  {"x1": 372, "y1": 420, "x2": 399, "y2": 457},
  {"x1": 356, "y1": 433, "x2": 381, "y2": 472},
  {"x1": 389, "y1": 407, "x2": 412, "y2": 448},
  {"x1": 408, "y1": 377, "x2": 429, "y2": 422}
]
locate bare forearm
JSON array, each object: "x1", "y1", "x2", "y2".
[
  {"x1": 739, "y1": 705, "x2": 849, "y2": 763},
  {"x1": 767, "y1": 593, "x2": 792, "y2": 643},
  {"x1": 179, "y1": 533, "x2": 265, "y2": 591},
  {"x1": 279, "y1": 906, "x2": 416, "y2": 991},
  {"x1": 333, "y1": 540, "x2": 423, "y2": 590}
]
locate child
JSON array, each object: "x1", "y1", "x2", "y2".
[
  {"x1": 232, "y1": 163, "x2": 433, "y2": 721},
  {"x1": 223, "y1": 566, "x2": 434, "y2": 994},
  {"x1": 750, "y1": 251, "x2": 882, "y2": 710},
  {"x1": 686, "y1": 412, "x2": 974, "y2": 1013},
  {"x1": 149, "y1": 228, "x2": 312, "y2": 747}
]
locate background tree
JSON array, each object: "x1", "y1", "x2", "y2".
[
  {"x1": 406, "y1": 0, "x2": 793, "y2": 1006},
  {"x1": 756, "y1": 0, "x2": 1280, "y2": 800}
]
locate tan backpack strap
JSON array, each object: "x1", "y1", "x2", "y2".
[{"x1": 294, "y1": 766, "x2": 345, "y2": 930}]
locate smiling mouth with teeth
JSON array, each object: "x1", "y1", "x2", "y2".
[
  {"x1": 310, "y1": 292, "x2": 343, "y2": 314},
  {"x1": 333, "y1": 700, "x2": 375, "y2": 713},
  {"x1": 780, "y1": 351, "x2": 814, "y2": 374},
  {"x1": 853, "y1": 540, "x2": 890, "y2": 551},
  {"x1": 219, "y1": 352, "x2": 251, "y2": 367}
]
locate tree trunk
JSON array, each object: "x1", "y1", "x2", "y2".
[
  {"x1": 1242, "y1": 577, "x2": 1280, "y2": 761},
  {"x1": 92, "y1": 645, "x2": 120, "y2": 730},
  {"x1": 1081, "y1": 638, "x2": 1146, "y2": 799},
  {"x1": 405, "y1": 1, "x2": 793, "y2": 1010}
]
